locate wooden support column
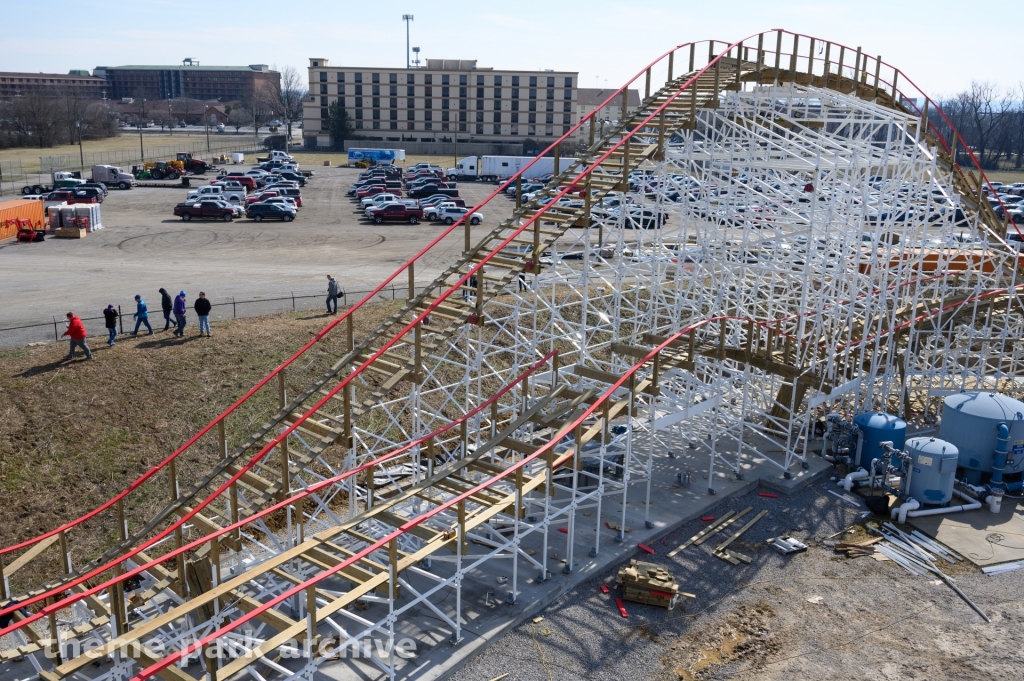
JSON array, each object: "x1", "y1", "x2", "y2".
[
  {"x1": 853, "y1": 47, "x2": 863, "y2": 92},
  {"x1": 744, "y1": 320, "x2": 754, "y2": 355},
  {"x1": 789, "y1": 34, "x2": 798, "y2": 79},
  {"x1": 58, "y1": 530, "x2": 71, "y2": 575},
  {"x1": 920, "y1": 99, "x2": 929, "y2": 138},
  {"x1": 460, "y1": 420, "x2": 468, "y2": 458},
  {"x1": 553, "y1": 142, "x2": 560, "y2": 179},
  {"x1": 457, "y1": 500, "x2": 467, "y2": 553},
  {"x1": 873, "y1": 55, "x2": 882, "y2": 97},
  {"x1": 346, "y1": 313, "x2": 354, "y2": 353},
  {"x1": 475, "y1": 267, "x2": 484, "y2": 319},
  {"x1": 667, "y1": 50, "x2": 674, "y2": 82},
  {"x1": 48, "y1": 608, "x2": 60, "y2": 661},
  {"x1": 807, "y1": 38, "x2": 815, "y2": 76},
  {"x1": 407, "y1": 262, "x2": 415, "y2": 301},
  {"x1": 688, "y1": 329, "x2": 695, "y2": 363},
  {"x1": 774, "y1": 31, "x2": 783, "y2": 71},
  {"x1": 718, "y1": 318, "x2": 726, "y2": 358},
  {"x1": 516, "y1": 175, "x2": 522, "y2": 208},
  {"x1": 649, "y1": 351, "x2": 661, "y2": 396},
  {"x1": 305, "y1": 585, "x2": 317, "y2": 644},
  {"x1": 217, "y1": 419, "x2": 227, "y2": 459},
  {"x1": 712, "y1": 53, "x2": 721, "y2": 106},
  {"x1": 464, "y1": 216, "x2": 471, "y2": 254},
  {"x1": 552, "y1": 350, "x2": 560, "y2": 386},
  {"x1": 230, "y1": 482, "x2": 240, "y2": 543},
  {"x1": 413, "y1": 321, "x2": 422, "y2": 381},
  {"x1": 656, "y1": 108, "x2": 666, "y2": 160},
  {"x1": 0, "y1": 557, "x2": 7, "y2": 600},
  {"x1": 343, "y1": 381, "x2": 352, "y2": 443},
  {"x1": 366, "y1": 465, "x2": 375, "y2": 509},
  {"x1": 734, "y1": 46, "x2": 742, "y2": 88},
  {"x1": 620, "y1": 136, "x2": 630, "y2": 190},
  {"x1": 620, "y1": 89, "x2": 628, "y2": 122},
  {"x1": 644, "y1": 68, "x2": 651, "y2": 100},
  {"x1": 756, "y1": 33, "x2": 764, "y2": 79},
  {"x1": 822, "y1": 41, "x2": 831, "y2": 84},
  {"x1": 116, "y1": 497, "x2": 128, "y2": 542},
  {"x1": 836, "y1": 46, "x2": 845, "y2": 89},
  {"x1": 688, "y1": 43, "x2": 695, "y2": 72}
]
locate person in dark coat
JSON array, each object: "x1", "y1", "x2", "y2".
[
  {"x1": 103, "y1": 304, "x2": 118, "y2": 346},
  {"x1": 159, "y1": 288, "x2": 174, "y2": 332},
  {"x1": 194, "y1": 291, "x2": 212, "y2": 336},
  {"x1": 172, "y1": 290, "x2": 187, "y2": 337}
]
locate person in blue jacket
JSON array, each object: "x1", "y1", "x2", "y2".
[{"x1": 132, "y1": 294, "x2": 153, "y2": 335}]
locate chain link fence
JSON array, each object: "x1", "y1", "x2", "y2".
[
  {"x1": 0, "y1": 159, "x2": 28, "y2": 197},
  {"x1": 0, "y1": 286, "x2": 404, "y2": 349},
  {"x1": 39, "y1": 137, "x2": 264, "y2": 177}
]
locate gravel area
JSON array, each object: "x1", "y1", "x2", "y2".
[{"x1": 449, "y1": 479, "x2": 1024, "y2": 680}]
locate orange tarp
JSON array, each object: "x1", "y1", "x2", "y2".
[{"x1": 0, "y1": 199, "x2": 45, "y2": 240}]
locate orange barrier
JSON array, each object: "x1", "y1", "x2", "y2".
[
  {"x1": 0, "y1": 199, "x2": 44, "y2": 240},
  {"x1": 858, "y1": 249, "x2": 1023, "y2": 274}
]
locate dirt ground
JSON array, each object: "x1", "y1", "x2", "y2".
[
  {"x1": 450, "y1": 480, "x2": 1024, "y2": 681},
  {"x1": 0, "y1": 156, "x2": 512, "y2": 345}
]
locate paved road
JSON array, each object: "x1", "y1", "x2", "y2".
[{"x1": 0, "y1": 166, "x2": 514, "y2": 346}]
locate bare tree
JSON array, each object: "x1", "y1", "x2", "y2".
[
  {"x1": 11, "y1": 92, "x2": 62, "y2": 147},
  {"x1": 227, "y1": 107, "x2": 248, "y2": 134},
  {"x1": 276, "y1": 66, "x2": 307, "y2": 151}
]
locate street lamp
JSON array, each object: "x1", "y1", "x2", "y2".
[
  {"x1": 204, "y1": 104, "x2": 211, "y2": 153},
  {"x1": 76, "y1": 121, "x2": 84, "y2": 170},
  {"x1": 168, "y1": 99, "x2": 173, "y2": 136},
  {"x1": 138, "y1": 99, "x2": 147, "y2": 163},
  {"x1": 402, "y1": 15, "x2": 414, "y2": 68}
]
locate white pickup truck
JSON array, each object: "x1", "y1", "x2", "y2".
[{"x1": 187, "y1": 184, "x2": 245, "y2": 203}]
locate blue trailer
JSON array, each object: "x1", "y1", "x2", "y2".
[{"x1": 347, "y1": 149, "x2": 405, "y2": 166}]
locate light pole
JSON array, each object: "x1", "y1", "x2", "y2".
[
  {"x1": 402, "y1": 15, "x2": 414, "y2": 68},
  {"x1": 204, "y1": 104, "x2": 211, "y2": 153},
  {"x1": 168, "y1": 99, "x2": 173, "y2": 136},
  {"x1": 138, "y1": 99, "x2": 146, "y2": 163},
  {"x1": 76, "y1": 121, "x2": 84, "y2": 171}
]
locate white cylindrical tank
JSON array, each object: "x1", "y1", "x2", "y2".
[{"x1": 904, "y1": 437, "x2": 959, "y2": 505}]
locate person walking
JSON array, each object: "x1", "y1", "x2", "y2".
[
  {"x1": 132, "y1": 295, "x2": 153, "y2": 335},
  {"x1": 326, "y1": 274, "x2": 340, "y2": 315},
  {"x1": 103, "y1": 304, "x2": 118, "y2": 346},
  {"x1": 159, "y1": 288, "x2": 174, "y2": 332},
  {"x1": 195, "y1": 291, "x2": 212, "y2": 336},
  {"x1": 62, "y1": 312, "x2": 93, "y2": 360},
  {"x1": 172, "y1": 290, "x2": 187, "y2": 336}
]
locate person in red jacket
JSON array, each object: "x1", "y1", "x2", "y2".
[{"x1": 62, "y1": 312, "x2": 93, "y2": 360}]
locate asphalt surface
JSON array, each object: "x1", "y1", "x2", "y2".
[{"x1": 0, "y1": 166, "x2": 514, "y2": 346}]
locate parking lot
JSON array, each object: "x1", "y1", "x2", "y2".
[{"x1": 0, "y1": 161, "x2": 515, "y2": 339}]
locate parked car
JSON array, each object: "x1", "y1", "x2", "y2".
[
  {"x1": 247, "y1": 203, "x2": 296, "y2": 221},
  {"x1": 43, "y1": 189, "x2": 99, "y2": 206},
  {"x1": 73, "y1": 186, "x2": 106, "y2": 202},
  {"x1": 365, "y1": 203, "x2": 424, "y2": 224},
  {"x1": 409, "y1": 185, "x2": 459, "y2": 199},
  {"x1": 220, "y1": 173, "x2": 257, "y2": 190},
  {"x1": 246, "y1": 190, "x2": 280, "y2": 205},
  {"x1": 362, "y1": 193, "x2": 402, "y2": 209},
  {"x1": 174, "y1": 200, "x2": 241, "y2": 221},
  {"x1": 438, "y1": 206, "x2": 483, "y2": 225},
  {"x1": 256, "y1": 196, "x2": 298, "y2": 211},
  {"x1": 422, "y1": 200, "x2": 468, "y2": 220},
  {"x1": 274, "y1": 170, "x2": 307, "y2": 186}
]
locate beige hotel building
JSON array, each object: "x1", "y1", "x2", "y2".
[{"x1": 303, "y1": 58, "x2": 578, "y2": 149}]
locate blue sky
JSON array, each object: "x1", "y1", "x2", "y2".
[{"x1": 2, "y1": 1, "x2": 1020, "y2": 98}]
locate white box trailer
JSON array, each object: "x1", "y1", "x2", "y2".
[{"x1": 447, "y1": 156, "x2": 578, "y2": 183}]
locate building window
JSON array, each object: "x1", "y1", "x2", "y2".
[
  {"x1": 493, "y1": 75, "x2": 502, "y2": 87},
  {"x1": 425, "y1": 74, "x2": 432, "y2": 85},
  {"x1": 493, "y1": 99, "x2": 501, "y2": 110},
  {"x1": 459, "y1": 75, "x2": 467, "y2": 85},
  {"x1": 474, "y1": 75, "x2": 482, "y2": 86},
  {"x1": 528, "y1": 124, "x2": 536, "y2": 135},
  {"x1": 356, "y1": 120, "x2": 364, "y2": 128},
  {"x1": 563, "y1": 114, "x2": 571, "y2": 124},
  {"x1": 372, "y1": 85, "x2": 380, "y2": 95},
  {"x1": 459, "y1": 87, "x2": 467, "y2": 97},
  {"x1": 408, "y1": 121, "x2": 415, "y2": 130},
  {"x1": 564, "y1": 77, "x2": 572, "y2": 87},
  {"x1": 442, "y1": 98, "x2": 449, "y2": 109},
  {"x1": 337, "y1": 72, "x2": 345, "y2": 82},
  {"x1": 407, "y1": 110, "x2": 415, "y2": 120},
  {"x1": 563, "y1": 125, "x2": 571, "y2": 134},
  {"x1": 355, "y1": 109, "x2": 363, "y2": 119},
  {"x1": 425, "y1": 86, "x2": 432, "y2": 96},
  {"x1": 564, "y1": 89, "x2": 572, "y2": 100},
  {"x1": 547, "y1": 77, "x2": 555, "y2": 87},
  {"x1": 442, "y1": 111, "x2": 449, "y2": 121},
  {"x1": 407, "y1": 85, "x2": 414, "y2": 96},
  {"x1": 442, "y1": 74, "x2": 449, "y2": 85},
  {"x1": 407, "y1": 98, "x2": 414, "y2": 108},
  {"x1": 476, "y1": 100, "x2": 483, "y2": 110},
  {"x1": 355, "y1": 97, "x2": 363, "y2": 107},
  {"x1": 459, "y1": 112, "x2": 466, "y2": 122},
  {"x1": 459, "y1": 99, "x2": 467, "y2": 109},
  {"x1": 476, "y1": 112, "x2": 484, "y2": 122},
  {"x1": 511, "y1": 124, "x2": 518, "y2": 135},
  {"x1": 355, "y1": 85, "x2": 363, "y2": 95},
  {"x1": 546, "y1": 101, "x2": 554, "y2": 112},
  {"x1": 545, "y1": 113, "x2": 553, "y2": 124},
  {"x1": 511, "y1": 112, "x2": 519, "y2": 123},
  {"x1": 320, "y1": 84, "x2": 327, "y2": 94},
  {"x1": 389, "y1": 97, "x2": 397, "y2": 108},
  {"x1": 494, "y1": 88, "x2": 501, "y2": 99},
  {"x1": 442, "y1": 86, "x2": 449, "y2": 97},
  {"x1": 529, "y1": 76, "x2": 537, "y2": 87},
  {"x1": 337, "y1": 84, "x2": 345, "y2": 95},
  {"x1": 355, "y1": 73, "x2": 363, "y2": 83},
  {"x1": 476, "y1": 124, "x2": 484, "y2": 134},
  {"x1": 373, "y1": 121, "x2": 380, "y2": 129},
  {"x1": 424, "y1": 110, "x2": 432, "y2": 120},
  {"x1": 546, "y1": 89, "x2": 554, "y2": 99},
  {"x1": 389, "y1": 86, "x2": 397, "y2": 96},
  {"x1": 459, "y1": 123, "x2": 467, "y2": 131},
  {"x1": 389, "y1": 110, "x2": 398, "y2": 120},
  {"x1": 320, "y1": 95, "x2": 328, "y2": 106},
  {"x1": 529, "y1": 101, "x2": 537, "y2": 112},
  {"x1": 511, "y1": 100, "x2": 519, "y2": 111},
  {"x1": 372, "y1": 73, "x2": 380, "y2": 83},
  {"x1": 373, "y1": 97, "x2": 380, "y2": 108},
  {"x1": 389, "y1": 73, "x2": 397, "y2": 84},
  {"x1": 563, "y1": 101, "x2": 571, "y2": 112},
  {"x1": 425, "y1": 98, "x2": 432, "y2": 109},
  {"x1": 512, "y1": 76, "x2": 519, "y2": 86},
  {"x1": 373, "y1": 109, "x2": 380, "y2": 119},
  {"x1": 425, "y1": 122, "x2": 432, "y2": 130},
  {"x1": 320, "y1": 107, "x2": 328, "y2": 120},
  {"x1": 441, "y1": 122, "x2": 449, "y2": 131},
  {"x1": 390, "y1": 121, "x2": 398, "y2": 129},
  {"x1": 476, "y1": 87, "x2": 483, "y2": 98},
  {"x1": 528, "y1": 113, "x2": 536, "y2": 123},
  {"x1": 529, "y1": 88, "x2": 536, "y2": 99},
  {"x1": 493, "y1": 112, "x2": 501, "y2": 123},
  {"x1": 319, "y1": 72, "x2": 327, "y2": 82},
  {"x1": 493, "y1": 124, "x2": 501, "y2": 135},
  {"x1": 545, "y1": 125, "x2": 553, "y2": 135}
]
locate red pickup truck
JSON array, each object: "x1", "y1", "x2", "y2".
[
  {"x1": 173, "y1": 200, "x2": 242, "y2": 221},
  {"x1": 43, "y1": 189, "x2": 99, "y2": 205},
  {"x1": 365, "y1": 202, "x2": 424, "y2": 224}
]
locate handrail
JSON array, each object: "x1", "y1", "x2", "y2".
[
  {"x1": 130, "y1": 271, "x2": 1014, "y2": 681},
  {"x1": 0, "y1": 34, "x2": 718, "y2": 613},
  {"x1": 0, "y1": 352, "x2": 556, "y2": 631},
  {"x1": 0, "y1": 38, "x2": 709, "y2": 562}
]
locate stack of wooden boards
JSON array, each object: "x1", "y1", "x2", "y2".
[
  {"x1": 617, "y1": 559, "x2": 694, "y2": 610},
  {"x1": 666, "y1": 507, "x2": 769, "y2": 565},
  {"x1": 833, "y1": 537, "x2": 882, "y2": 558}
]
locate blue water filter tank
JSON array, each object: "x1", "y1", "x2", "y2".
[
  {"x1": 940, "y1": 392, "x2": 1024, "y2": 474},
  {"x1": 904, "y1": 437, "x2": 959, "y2": 505},
  {"x1": 853, "y1": 412, "x2": 906, "y2": 470}
]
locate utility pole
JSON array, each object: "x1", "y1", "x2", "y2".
[
  {"x1": 76, "y1": 121, "x2": 84, "y2": 170},
  {"x1": 402, "y1": 15, "x2": 414, "y2": 68},
  {"x1": 204, "y1": 104, "x2": 211, "y2": 153},
  {"x1": 139, "y1": 99, "x2": 146, "y2": 163}
]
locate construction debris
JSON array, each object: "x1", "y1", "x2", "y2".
[
  {"x1": 617, "y1": 559, "x2": 694, "y2": 610},
  {"x1": 667, "y1": 508, "x2": 750, "y2": 558},
  {"x1": 982, "y1": 562, "x2": 1023, "y2": 576},
  {"x1": 767, "y1": 536, "x2": 808, "y2": 555},
  {"x1": 714, "y1": 510, "x2": 768, "y2": 564}
]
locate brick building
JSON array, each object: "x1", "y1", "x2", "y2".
[
  {"x1": 93, "y1": 61, "x2": 280, "y2": 102},
  {"x1": 304, "y1": 58, "x2": 578, "y2": 149},
  {"x1": 0, "y1": 71, "x2": 109, "y2": 100}
]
